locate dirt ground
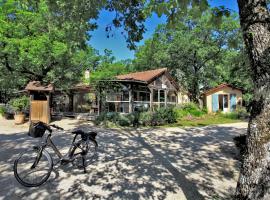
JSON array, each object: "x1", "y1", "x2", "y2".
[{"x1": 0, "y1": 118, "x2": 247, "y2": 200}]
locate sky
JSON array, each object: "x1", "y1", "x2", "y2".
[{"x1": 88, "y1": 0, "x2": 239, "y2": 61}]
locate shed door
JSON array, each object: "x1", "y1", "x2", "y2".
[
  {"x1": 212, "y1": 94, "x2": 219, "y2": 112},
  {"x1": 30, "y1": 100, "x2": 49, "y2": 123},
  {"x1": 230, "y1": 94, "x2": 237, "y2": 112}
]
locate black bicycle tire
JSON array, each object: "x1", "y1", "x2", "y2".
[
  {"x1": 73, "y1": 139, "x2": 98, "y2": 167},
  {"x1": 14, "y1": 148, "x2": 53, "y2": 187}
]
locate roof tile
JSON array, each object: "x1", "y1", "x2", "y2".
[{"x1": 116, "y1": 68, "x2": 167, "y2": 83}]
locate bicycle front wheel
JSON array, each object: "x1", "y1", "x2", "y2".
[{"x1": 14, "y1": 147, "x2": 53, "y2": 187}]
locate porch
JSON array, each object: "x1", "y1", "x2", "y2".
[{"x1": 105, "y1": 83, "x2": 178, "y2": 113}]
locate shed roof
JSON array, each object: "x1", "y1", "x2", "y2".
[
  {"x1": 25, "y1": 81, "x2": 54, "y2": 92},
  {"x1": 116, "y1": 68, "x2": 168, "y2": 83},
  {"x1": 202, "y1": 83, "x2": 243, "y2": 95}
]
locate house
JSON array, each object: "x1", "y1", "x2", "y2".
[
  {"x1": 51, "y1": 83, "x2": 97, "y2": 114},
  {"x1": 103, "y1": 68, "x2": 188, "y2": 113},
  {"x1": 202, "y1": 83, "x2": 243, "y2": 113},
  {"x1": 25, "y1": 81, "x2": 98, "y2": 122}
]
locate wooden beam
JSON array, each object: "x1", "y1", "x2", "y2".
[
  {"x1": 165, "y1": 90, "x2": 168, "y2": 107},
  {"x1": 150, "y1": 88, "x2": 153, "y2": 111},
  {"x1": 128, "y1": 84, "x2": 133, "y2": 113}
]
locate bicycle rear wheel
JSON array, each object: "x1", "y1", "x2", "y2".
[
  {"x1": 73, "y1": 139, "x2": 98, "y2": 167},
  {"x1": 14, "y1": 147, "x2": 53, "y2": 187}
]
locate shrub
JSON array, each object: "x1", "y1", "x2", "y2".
[
  {"x1": 94, "y1": 112, "x2": 107, "y2": 125},
  {"x1": 139, "y1": 111, "x2": 152, "y2": 126},
  {"x1": 221, "y1": 112, "x2": 238, "y2": 119},
  {"x1": 118, "y1": 115, "x2": 131, "y2": 126},
  {"x1": 236, "y1": 107, "x2": 249, "y2": 119},
  {"x1": 94, "y1": 112, "x2": 132, "y2": 126},
  {"x1": 0, "y1": 105, "x2": 7, "y2": 116},
  {"x1": 158, "y1": 107, "x2": 177, "y2": 124},
  {"x1": 9, "y1": 96, "x2": 29, "y2": 114},
  {"x1": 141, "y1": 107, "x2": 177, "y2": 126},
  {"x1": 95, "y1": 107, "x2": 177, "y2": 127},
  {"x1": 219, "y1": 107, "x2": 249, "y2": 120},
  {"x1": 174, "y1": 103, "x2": 206, "y2": 118},
  {"x1": 106, "y1": 112, "x2": 120, "y2": 123}
]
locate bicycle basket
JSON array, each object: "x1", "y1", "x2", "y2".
[{"x1": 28, "y1": 121, "x2": 47, "y2": 138}]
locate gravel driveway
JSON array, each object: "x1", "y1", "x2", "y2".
[{"x1": 0, "y1": 118, "x2": 247, "y2": 200}]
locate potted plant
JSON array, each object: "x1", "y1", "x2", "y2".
[{"x1": 9, "y1": 96, "x2": 29, "y2": 124}]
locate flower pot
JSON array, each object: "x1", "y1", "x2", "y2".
[{"x1": 14, "y1": 113, "x2": 25, "y2": 125}]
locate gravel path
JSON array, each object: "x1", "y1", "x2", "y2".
[{"x1": 0, "y1": 118, "x2": 247, "y2": 200}]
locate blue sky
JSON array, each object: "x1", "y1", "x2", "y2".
[{"x1": 88, "y1": 0, "x2": 239, "y2": 61}]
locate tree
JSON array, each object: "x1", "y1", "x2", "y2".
[
  {"x1": 234, "y1": 1, "x2": 270, "y2": 199},
  {"x1": 0, "y1": 0, "x2": 98, "y2": 90},
  {"x1": 133, "y1": 11, "x2": 241, "y2": 103}
]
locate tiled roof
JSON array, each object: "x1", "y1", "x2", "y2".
[
  {"x1": 25, "y1": 81, "x2": 54, "y2": 92},
  {"x1": 116, "y1": 68, "x2": 167, "y2": 83},
  {"x1": 202, "y1": 83, "x2": 243, "y2": 95}
]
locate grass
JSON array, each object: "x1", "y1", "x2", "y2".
[{"x1": 164, "y1": 113, "x2": 244, "y2": 127}]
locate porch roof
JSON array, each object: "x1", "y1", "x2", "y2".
[{"x1": 116, "y1": 68, "x2": 167, "y2": 83}]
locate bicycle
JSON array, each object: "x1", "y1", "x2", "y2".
[{"x1": 13, "y1": 121, "x2": 98, "y2": 187}]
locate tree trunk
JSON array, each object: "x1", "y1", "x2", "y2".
[{"x1": 236, "y1": 0, "x2": 270, "y2": 199}]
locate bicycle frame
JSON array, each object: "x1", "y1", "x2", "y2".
[{"x1": 40, "y1": 130, "x2": 88, "y2": 162}]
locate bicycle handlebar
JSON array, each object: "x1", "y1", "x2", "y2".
[{"x1": 50, "y1": 124, "x2": 64, "y2": 131}]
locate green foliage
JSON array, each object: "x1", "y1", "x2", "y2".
[
  {"x1": 132, "y1": 9, "x2": 251, "y2": 103},
  {"x1": 0, "y1": 0, "x2": 98, "y2": 91},
  {"x1": 94, "y1": 112, "x2": 133, "y2": 127},
  {"x1": 0, "y1": 105, "x2": 7, "y2": 116},
  {"x1": 174, "y1": 103, "x2": 207, "y2": 118},
  {"x1": 153, "y1": 107, "x2": 177, "y2": 125},
  {"x1": 139, "y1": 111, "x2": 152, "y2": 126},
  {"x1": 220, "y1": 107, "x2": 249, "y2": 120},
  {"x1": 139, "y1": 107, "x2": 178, "y2": 126},
  {"x1": 90, "y1": 62, "x2": 130, "y2": 82},
  {"x1": 95, "y1": 107, "x2": 177, "y2": 127},
  {"x1": 9, "y1": 96, "x2": 29, "y2": 113}
]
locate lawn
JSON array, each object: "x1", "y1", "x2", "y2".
[{"x1": 166, "y1": 114, "x2": 244, "y2": 127}]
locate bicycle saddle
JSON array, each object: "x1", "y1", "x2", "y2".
[{"x1": 72, "y1": 130, "x2": 97, "y2": 138}]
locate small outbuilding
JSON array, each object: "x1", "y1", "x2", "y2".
[
  {"x1": 25, "y1": 81, "x2": 54, "y2": 123},
  {"x1": 202, "y1": 83, "x2": 243, "y2": 113}
]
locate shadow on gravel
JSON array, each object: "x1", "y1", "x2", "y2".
[{"x1": 0, "y1": 124, "x2": 246, "y2": 200}]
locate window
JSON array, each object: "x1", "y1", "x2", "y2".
[
  {"x1": 160, "y1": 90, "x2": 165, "y2": 102},
  {"x1": 153, "y1": 90, "x2": 159, "y2": 102},
  {"x1": 139, "y1": 92, "x2": 150, "y2": 101},
  {"x1": 133, "y1": 91, "x2": 138, "y2": 101},
  {"x1": 122, "y1": 91, "x2": 129, "y2": 101}
]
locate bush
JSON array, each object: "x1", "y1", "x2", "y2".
[
  {"x1": 140, "y1": 107, "x2": 177, "y2": 126},
  {"x1": 219, "y1": 107, "x2": 249, "y2": 120},
  {"x1": 221, "y1": 112, "x2": 238, "y2": 119},
  {"x1": 95, "y1": 107, "x2": 177, "y2": 127},
  {"x1": 118, "y1": 115, "x2": 131, "y2": 126},
  {"x1": 174, "y1": 103, "x2": 206, "y2": 118},
  {"x1": 9, "y1": 96, "x2": 29, "y2": 114},
  {"x1": 0, "y1": 105, "x2": 7, "y2": 116},
  {"x1": 236, "y1": 107, "x2": 249, "y2": 119},
  {"x1": 139, "y1": 111, "x2": 152, "y2": 126},
  {"x1": 94, "y1": 112, "x2": 132, "y2": 126}
]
